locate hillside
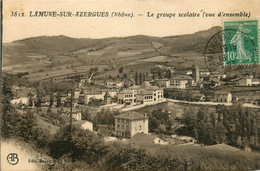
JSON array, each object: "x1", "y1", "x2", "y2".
[{"x1": 3, "y1": 27, "x2": 222, "y2": 66}]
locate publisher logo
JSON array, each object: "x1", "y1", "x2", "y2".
[{"x1": 7, "y1": 153, "x2": 19, "y2": 165}]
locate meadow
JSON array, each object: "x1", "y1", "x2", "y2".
[{"x1": 128, "y1": 133, "x2": 260, "y2": 171}]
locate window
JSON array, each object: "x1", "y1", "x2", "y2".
[
  {"x1": 117, "y1": 124, "x2": 120, "y2": 129},
  {"x1": 121, "y1": 125, "x2": 125, "y2": 130},
  {"x1": 126, "y1": 126, "x2": 129, "y2": 131},
  {"x1": 139, "y1": 125, "x2": 142, "y2": 131}
]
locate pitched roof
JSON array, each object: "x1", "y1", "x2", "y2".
[
  {"x1": 146, "y1": 86, "x2": 161, "y2": 90},
  {"x1": 104, "y1": 91, "x2": 112, "y2": 98},
  {"x1": 138, "y1": 89, "x2": 153, "y2": 95},
  {"x1": 214, "y1": 91, "x2": 231, "y2": 95},
  {"x1": 115, "y1": 111, "x2": 148, "y2": 120},
  {"x1": 60, "y1": 107, "x2": 81, "y2": 113},
  {"x1": 128, "y1": 85, "x2": 141, "y2": 90},
  {"x1": 118, "y1": 89, "x2": 134, "y2": 94},
  {"x1": 154, "y1": 78, "x2": 169, "y2": 81},
  {"x1": 171, "y1": 75, "x2": 193, "y2": 80}
]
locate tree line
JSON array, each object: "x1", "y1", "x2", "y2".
[{"x1": 179, "y1": 105, "x2": 259, "y2": 150}]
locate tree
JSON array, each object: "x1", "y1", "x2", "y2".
[
  {"x1": 1, "y1": 75, "x2": 38, "y2": 141},
  {"x1": 94, "y1": 67, "x2": 99, "y2": 72},
  {"x1": 143, "y1": 73, "x2": 146, "y2": 82},
  {"x1": 119, "y1": 66, "x2": 124, "y2": 74},
  {"x1": 29, "y1": 97, "x2": 33, "y2": 107},
  {"x1": 139, "y1": 72, "x2": 143, "y2": 84},
  {"x1": 158, "y1": 124, "x2": 166, "y2": 133},
  {"x1": 158, "y1": 70, "x2": 162, "y2": 79},
  {"x1": 123, "y1": 73, "x2": 127, "y2": 79},
  {"x1": 168, "y1": 70, "x2": 172, "y2": 78},
  {"x1": 135, "y1": 71, "x2": 139, "y2": 85},
  {"x1": 56, "y1": 91, "x2": 62, "y2": 107},
  {"x1": 50, "y1": 125, "x2": 108, "y2": 164},
  {"x1": 152, "y1": 73, "x2": 155, "y2": 80},
  {"x1": 49, "y1": 93, "x2": 54, "y2": 108}
]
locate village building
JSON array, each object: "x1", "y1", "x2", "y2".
[
  {"x1": 78, "y1": 91, "x2": 104, "y2": 104},
  {"x1": 74, "y1": 120, "x2": 94, "y2": 131},
  {"x1": 101, "y1": 89, "x2": 117, "y2": 98},
  {"x1": 104, "y1": 91, "x2": 112, "y2": 104},
  {"x1": 59, "y1": 107, "x2": 82, "y2": 121},
  {"x1": 11, "y1": 97, "x2": 29, "y2": 106},
  {"x1": 117, "y1": 89, "x2": 137, "y2": 105},
  {"x1": 60, "y1": 94, "x2": 68, "y2": 105},
  {"x1": 238, "y1": 77, "x2": 260, "y2": 86},
  {"x1": 136, "y1": 86, "x2": 164, "y2": 104},
  {"x1": 192, "y1": 64, "x2": 200, "y2": 84},
  {"x1": 199, "y1": 70, "x2": 211, "y2": 77},
  {"x1": 154, "y1": 78, "x2": 170, "y2": 88},
  {"x1": 169, "y1": 75, "x2": 194, "y2": 89},
  {"x1": 214, "y1": 91, "x2": 232, "y2": 103},
  {"x1": 41, "y1": 95, "x2": 51, "y2": 107},
  {"x1": 74, "y1": 89, "x2": 81, "y2": 99},
  {"x1": 115, "y1": 111, "x2": 149, "y2": 138},
  {"x1": 117, "y1": 81, "x2": 164, "y2": 105},
  {"x1": 106, "y1": 80, "x2": 125, "y2": 88}
]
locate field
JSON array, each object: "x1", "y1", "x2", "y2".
[
  {"x1": 138, "y1": 56, "x2": 168, "y2": 62},
  {"x1": 37, "y1": 116, "x2": 60, "y2": 136},
  {"x1": 128, "y1": 133, "x2": 260, "y2": 170}
]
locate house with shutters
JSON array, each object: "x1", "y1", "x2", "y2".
[{"x1": 115, "y1": 111, "x2": 149, "y2": 138}]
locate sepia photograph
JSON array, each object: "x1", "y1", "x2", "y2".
[{"x1": 1, "y1": 0, "x2": 260, "y2": 170}]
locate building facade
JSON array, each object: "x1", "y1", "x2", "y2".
[
  {"x1": 117, "y1": 82, "x2": 164, "y2": 105},
  {"x1": 238, "y1": 78, "x2": 260, "y2": 86},
  {"x1": 169, "y1": 76, "x2": 194, "y2": 89},
  {"x1": 214, "y1": 91, "x2": 232, "y2": 103},
  {"x1": 59, "y1": 107, "x2": 82, "y2": 121},
  {"x1": 115, "y1": 112, "x2": 149, "y2": 138},
  {"x1": 154, "y1": 79, "x2": 170, "y2": 88}
]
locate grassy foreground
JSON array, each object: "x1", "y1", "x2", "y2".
[{"x1": 127, "y1": 134, "x2": 260, "y2": 171}]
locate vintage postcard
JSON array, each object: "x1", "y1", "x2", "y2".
[{"x1": 1, "y1": 0, "x2": 260, "y2": 170}]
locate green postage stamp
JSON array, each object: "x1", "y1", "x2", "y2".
[{"x1": 223, "y1": 20, "x2": 259, "y2": 65}]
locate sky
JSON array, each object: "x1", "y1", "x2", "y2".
[{"x1": 3, "y1": 0, "x2": 260, "y2": 43}]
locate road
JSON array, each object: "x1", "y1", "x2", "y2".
[{"x1": 166, "y1": 99, "x2": 260, "y2": 108}]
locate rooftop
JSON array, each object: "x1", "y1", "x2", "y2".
[
  {"x1": 154, "y1": 78, "x2": 170, "y2": 81},
  {"x1": 171, "y1": 75, "x2": 193, "y2": 80},
  {"x1": 214, "y1": 91, "x2": 231, "y2": 95},
  {"x1": 118, "y1": 89, "x2": 134, "y2": 94},
  {"x1": 115, "y1": 111, "x2": 148, "y2": 120}
]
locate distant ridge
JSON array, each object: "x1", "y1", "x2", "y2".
[{"x1": 3, "y1": 26, "x2": 222, "y2": 66}]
